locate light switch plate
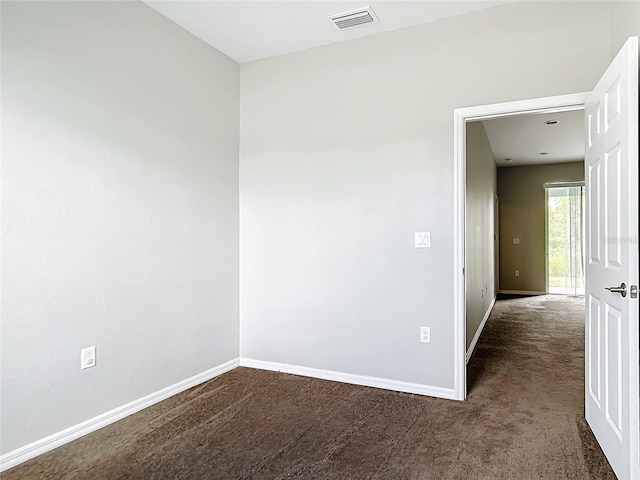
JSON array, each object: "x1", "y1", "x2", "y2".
[
  {"x1": 512, "y1": 237, "x2": 520, "y2": 245},
  {"x1": 415, "y1": 232, "x2": 431, "y2": 248}
]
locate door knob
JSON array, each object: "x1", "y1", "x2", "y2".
[{"x1": 605, "y1": 283, "x2": 627, "y2": 297}]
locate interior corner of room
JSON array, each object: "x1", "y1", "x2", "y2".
[{"x1": 1, "y1": 0, "x2": 639, "y2": 478}]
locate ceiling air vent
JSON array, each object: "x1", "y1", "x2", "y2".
[{"x1": 330, "y1": 6, "x2": 379, "y2": 30}]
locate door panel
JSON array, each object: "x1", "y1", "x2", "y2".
[
  {"x1": 588, "y1": 163, "x2": 601, "y2": 264},
  {"x1": 604, "y1": 303, "x2": 622, "y2": 438},
  {"x1": 585, "y1": 36, "x2": 639, "y2": 480},
  {"x1": 604, "y1": 144, "x2": 622, "y2": 268},
  {"x1": 588, "y1": 295, "x2": 602, "y2": 406}
]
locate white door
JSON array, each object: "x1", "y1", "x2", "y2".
[{"x1": 585, "y1": 36, "x2": 639, "y2": 480}]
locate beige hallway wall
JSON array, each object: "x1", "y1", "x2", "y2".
[
  {"x1": 465, "y1": 122, "x2": 497, "y2": 350},
  {"x1": 497, "y1": 162, "x2": 585, "y2": 293}
]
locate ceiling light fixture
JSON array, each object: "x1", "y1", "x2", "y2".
[
  {"x1": 505, "y1": 158, "x2": 512, "y2": 162},
  {"x1": 545, "y1": 120, "x2": 560, "y2": 125},
  {"x1": 539, "y1": 152, "x2": 549, "y2": 155}
]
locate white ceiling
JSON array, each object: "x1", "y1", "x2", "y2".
[
  {"x1": 143, "y1": 1, "x2": 514, "y2": 63},
  {"x1": 142, "y1": 1, "x2": 585, "y2": 167},
  {"x1": 482, "y1": 110, "x2": 585, "y2": 168}
]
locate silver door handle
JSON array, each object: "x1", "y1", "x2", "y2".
[{"x1": 605, "y1": 283, "x2": 627, "y2": 297}]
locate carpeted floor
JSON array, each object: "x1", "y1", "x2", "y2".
[{"x1": 4, "y1": 295, "x2": 615, "y2": 479}]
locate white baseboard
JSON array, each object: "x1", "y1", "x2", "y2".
[
  {"x1": 239, "y1": 358, "x2": 456, "y2": 400},
  {"x1": 466, "y1": 297, "x2": 496, "y2": 364},
  {"x1": 0, "y1": 358, "x2": 239, "y2": 472},
  {"x1": 498, "y1": 290, "x2": 546, "y2": 296}
]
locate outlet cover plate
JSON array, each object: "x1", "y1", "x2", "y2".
[
  {"x1": 81, "y1": 346, "x2": 96, "y2": 370},
  {"x1": 420, "y1": 326, "x2": 431, "y2": 343}
]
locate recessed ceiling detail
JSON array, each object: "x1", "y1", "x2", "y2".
[
  {"x1": 330, "y1": 6, "x2": 378, "y2": 29},
  {"x1": 482, "y1": 110, "x2": 585, "y2": 167}
]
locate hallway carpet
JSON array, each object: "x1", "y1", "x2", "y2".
[{"x1": 4, "y1": 295, "x2": 615, "y2": 479}]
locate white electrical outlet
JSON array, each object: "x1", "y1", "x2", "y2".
[
  {"x1": 420, "y1": 326, "x2": 431, "y2": 344},
  {"x1": 515, "y1": 270, "x2": 520, "y2": 277},
  {"x1": 80, "y1": 346, "x2": 96, "y2": 370}
]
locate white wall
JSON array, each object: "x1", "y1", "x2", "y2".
[
  {"x1": 1, "y1": 1, "x2": 239, "y2": 454},
  {"x1": 610, "y1": 1, "x2": 640, "y2": 56},
  {"x1": 465, "y1": 122, "x2": 496, "y2": 351},
  {"x1": 2, "y1": 0, "x2": 635, "y2": 460},
  {"x1": 239, "y1": 1, "x2": 614, "y2": 390}
]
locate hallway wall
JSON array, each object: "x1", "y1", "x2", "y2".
[
  {"x1": 465, "y1": 122, "x2": 497, "y2": 350},
  {"x1": 497, "y1": 162, "x2": 585, "y2": 293}
]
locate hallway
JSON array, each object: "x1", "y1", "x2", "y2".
[{"x1": 467, "y1": 294, "x2": 614, "y2": 478}]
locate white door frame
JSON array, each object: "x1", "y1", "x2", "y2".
[{"x1": 453, "y1": 92, "x2": 589, "y2": 400}]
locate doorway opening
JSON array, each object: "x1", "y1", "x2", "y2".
[
  {"x1": 461, "y1": 101, "x2": 592, "y2": 468},
  {"x1": 455, "y1": 38, "x2": 639, "y2": 479},
  {"x1": 453, "y1": 92, "x2": 589, "y2": 401},
  {"x1": 545, "y1": 183, "x2": 585, "y2": 295},
  {"x1": 463, "y1": 108, "x2": 587, "y2": 392}
]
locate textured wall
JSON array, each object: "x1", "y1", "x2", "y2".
[
  {"x1": 1, "y1": 1, "x2": 239, "y2": 453},
  {"x1": 239, "y1": 2, "x2": 613, "y2": 390},
  {"x1": 610, "y1": 1, "x2": 640, "y2": 56}
]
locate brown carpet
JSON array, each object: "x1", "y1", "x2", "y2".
[{"x1": 4, "y1": 295, "x2": 615, "y2": 479}]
